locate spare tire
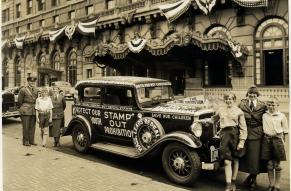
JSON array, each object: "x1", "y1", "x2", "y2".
[{"x1": 132, "y1": 117, "x2": 165, "y2": 152}]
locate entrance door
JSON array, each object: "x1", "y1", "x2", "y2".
[
  {"x1": 169, "y1": 70, "x2": 185, "y2": 95},
  {"x1": 264, "y1": 50, "x2": 283, "y2": 85}
]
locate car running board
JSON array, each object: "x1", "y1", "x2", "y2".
[{"x1": 91, "y1": 142, "x2": 141, "y2": 158}]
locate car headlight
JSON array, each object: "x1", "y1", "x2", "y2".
[{"x1": 190, "y1": 121, "x2": 202, "y2": 137}]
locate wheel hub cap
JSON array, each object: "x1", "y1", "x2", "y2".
[
  {"x1": 77, "y1": 133, "x2": 84, "y2": 142},
  {"x1": 173, "y1": 157, "x2": 185, "y2": 170},
  {"x1": 142, "y1": 132, "x2": 152, "y2": 143}
]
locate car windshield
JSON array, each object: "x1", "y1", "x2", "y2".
[{"x1": 137, "y1": 85, "x2": 173, "y2": 107}]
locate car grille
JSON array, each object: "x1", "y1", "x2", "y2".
[
  {"x1": 2, "y1": 93, "x2": 16, "y2": 112},
  {"x1": 200, "y1": 122, "x2": 215, "y2": 143}
]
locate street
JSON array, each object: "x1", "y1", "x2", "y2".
[{"x1": 2, "y1": 101, "x2": 290, "y2": 191}]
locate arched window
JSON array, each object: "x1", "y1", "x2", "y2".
[
  {"x1": 14, "y1": 57, "x2": 21, "y2": 86},
  {"x1": 254, "y1": 18, "x2": 288, "y2": 86},
  {"x1": 67, "y1": 50, "x2": 77, "y2": 86},
  {"x1": 52, "y1": 52, "x2": 60, "y2": 71}
]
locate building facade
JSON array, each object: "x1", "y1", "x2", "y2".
[{"x1": 1, "y1": 0, "x2": 289, "y2": 101}]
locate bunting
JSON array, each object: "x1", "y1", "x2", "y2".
[
  {"x1": 158, "y1": 0, "x2": 191, "y2": 23},
  {"x1": 14, "y1": 36, "x2": 26, "y2": 49},
  {"x1": 49, "y1": 27, "x2": 66, "y2": 42},
  {"x1": 232, "y1": 0, "x2": 268, "y2": 7},
  {"x1": 65, "y1": 24, "x2": 77, "y2": 40},
  {"x1": 227, "y1": 39, "x2": 243, "y2": 58},
  {"x1": 195, "y1": 0, "x2": 217, "y2": 15},
  {"x1": 77, "y1": 18, "x2": 98, "y2": 35},
  {"x1": 128, "y1": 38, "x2": 147, "y2": 53}
]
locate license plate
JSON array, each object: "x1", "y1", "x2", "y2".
[
  {"x1": 211, "y1": 148, "x2": 219, "y2": 162},
  {"x1": 202, "y1": 162, "x2": 215, "y2": 170}
]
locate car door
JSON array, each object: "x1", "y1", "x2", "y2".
[{"x1": 99, "y1": 86, "x2": 139, "y2": 143}]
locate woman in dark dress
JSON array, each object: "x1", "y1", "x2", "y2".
[
  {"x1": 238, "y1": 86, "x2": 267, "y2": 190},
  {"x1": 49, "y1": 87, "x2": 66, "y2": 147}
]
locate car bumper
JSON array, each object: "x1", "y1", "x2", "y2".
[{"x1": 201, "y1": 161, "x2": 220, "y2": 170}]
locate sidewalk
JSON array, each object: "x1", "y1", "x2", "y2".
[{"x1": 3, "y1": 135, "x2": 190, "y2": 191}]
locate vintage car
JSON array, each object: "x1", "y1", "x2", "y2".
[
  {"x1": 51, "y1": 81, "x2": 74, "y2": 99},
  {"x1": 2, "y1": 90, "x2": 20, "y2": 118},
  {"x1": 63, "y1": 76, "x2": 220, "y2": 186}
]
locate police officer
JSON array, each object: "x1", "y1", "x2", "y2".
[{"x1": 18, "y1": 76, "x2": 38, "y2": 146}]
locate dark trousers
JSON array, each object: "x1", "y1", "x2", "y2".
[{"x1": 21, "y1": 115, "x2": 36, "y2": 144}]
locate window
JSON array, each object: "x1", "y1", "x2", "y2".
[
  {"x1": 67, "y1": 50, "x2": 77, "y2": 86},
  {"x1": 68, "y1": 11, "x2": 75, "y2": 19},
  {"x1": 39, "y1": 19, "x2": 45, "y2": 27},
  {"x1": 27, "y1": 0, "x2": 32, "y2": 14},
  {"x1": 2, "y1": 9, "x2": 9, "y2": 22},
  {"x1": 15, "y1": 57, "x2": 21, "y2": 86},
  {"x1": 52, "y1": 52, "x2": 60, "y2": 71},
  {"x1": 16, "y1": 27, "x2": 20, "y2": 33},
  {"x1": 103, "y1": 87, "x2": 134, "y2": 106},
  {"x1": 86, "y1": 69, "x2": 92, "y2": 78},
  {"x1": 83, "y1": 87, "x2": 101, "y2": 103},
  {"x1": 86, "y1": 5, "x2": 93, "y2": 15},
  {"x1": 51, "y1": 0, "x2": 59, "y2": 6},
  {"x1": 2, "y1": 29, "x2": 9, "y2": 38},
  {"x1": 38, "y1": 0, "x2": 45, "y2": 11},
  {"x1": 16, "y1": 4, "x2": 21, "y2": 18},
  {"x1": 53, "y1": 15, "x2": 59, "y2": 23},
  {"x1": 27, "y1": 23, "x2": 32, "y2": 30},
  {"x1": 107, "y1": 0, "x2": 115, "y2": 9},
  {"x1": 254, "y1": 18, "x2": 288, "y2": 86}
]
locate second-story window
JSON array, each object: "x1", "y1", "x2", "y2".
[
  {"x1": 69, "y1": 11, "x2": 75, "y2": 19},
  {"x1": 2, "y1": 8, "x2": 10, "y2": 23},
  {"x1": 38, "y1": 0, "x2": 45, "y2": 11},
  {"x1": 2, "y1": 30, "x2": 9, "y2": 38},
  {"x1": 53, "y1": 15, "x2": 59, "y2": 24},
  {"x1": 16, "y1": 27, "x2": 20, "y2": 33},
  {"x1": 39, "y1": 19, "x2": 45, "y2": 27},
  {"x1": 107, "y1": 0, "x2": 115, "y2": 9},
  {"x1": 86, "y1": 5, "x2": 93, "y2": 15},
  {"x1": 27, "y1": 23, "x2": 32, "y2": 31},
  {"x1": 16, "y1": 4, "x2": 21, "y2": 18},
  {"x1": 51, "y1": 0, "x2": 60, "y2": 7},
  {"x1": 27, "y1": 0, "x2": 32, "y2": 14}
]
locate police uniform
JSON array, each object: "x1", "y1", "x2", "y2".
[{"x1": 18, "y1": 78, "x2": 38, "y2": 146}]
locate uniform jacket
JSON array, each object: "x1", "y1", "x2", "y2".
[
  {"x1": 18, "y1": 86, "x2": 38, "y2": 115},
  {"x1": 238, "y1": 98, "x2": 267, "y2": 140},
  {"x1": 51, "y1": 94, "x2": 66, "y2": 119}
]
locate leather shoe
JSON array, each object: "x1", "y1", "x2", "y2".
[
  {"x1": 30, "y1": 143, "x2": 37, "y2": 146},
  {"x1": 23, "y1": 143, "x2": 31, "y2": 146}
]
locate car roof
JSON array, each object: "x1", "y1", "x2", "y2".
[{"x1": 75, "y1": 76, "x2": 171, "y2": 88}]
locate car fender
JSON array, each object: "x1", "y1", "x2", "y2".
[
  {"x1": 136, "y1": 131, "x2": 202, "y2": 158},
  {"x1": 63, "y1": 115, "x2": 92, "y2": 138}
]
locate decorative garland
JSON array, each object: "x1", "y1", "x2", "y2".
[
  {"x1": 158, "y1": 0, "x2": 191, "y2": 23},
  {"x1": 49, "y1": 27, "x2": 66, "y2": 42},
  {"x1": 65, "y1": 24, "x2": 77, "y2": 40},
  {"x1": 128, "y1": 38, "x2": 147, "y2": 53},
  {"x1": 195, "y1": 0, "x2": 217, "y2": 15},
  {"x1": 232, "y1": 0, "x2": 268, "y2": 7},
  {"x1": 14, "y1": 36, "x2": 26, "y2": 49}
]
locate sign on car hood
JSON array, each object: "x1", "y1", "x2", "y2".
[{"x1": 146, "y1": 95, "x2": 214, "y2": 116}]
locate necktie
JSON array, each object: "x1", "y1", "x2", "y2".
[{"x1": 250, "y1": 101, "x2": 255, "y2": 111}]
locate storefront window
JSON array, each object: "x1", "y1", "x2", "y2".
[
  {"x1": 67, "y1": 50, "x2": 77, "y2": 86},
  {"x1": 254, "y1": 18, "x2": 288, "y2": 86}
]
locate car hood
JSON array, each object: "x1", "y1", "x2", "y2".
[{"x1": 144, "y1": 95, "x2": 214, "y2": 116}]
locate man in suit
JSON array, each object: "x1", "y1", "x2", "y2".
[
  {"x1": 18, "y1": 76, "x2": 38, "y2": 146},
  {"x1": 238, "y1": 86, "x2": 267, "y2": 190}
]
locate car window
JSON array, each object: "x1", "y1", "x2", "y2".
[
  {"x1": 83, "y1": 87, "x2": 101, "y2": 103},
  {"x1": 137, "y1": 86, "x2": 171, "y2": 106},
  {"x1": 103, "y1": 87, "x2": 133, "y2": 106}
]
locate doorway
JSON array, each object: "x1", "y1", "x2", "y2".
[
  {"x1": 264, "y1": 49, "x2": 283, "y2": 85},
  {"x1": 169, "y1": 70, "x2": 185, "y2": 95}
]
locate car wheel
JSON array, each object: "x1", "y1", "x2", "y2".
[
  {"x1": 132, "y1": 117, "x2": 165, "y2": 152},
  {"x1": 162, "y1": 142, "x2": 201, "y2": 186},
  {"x1": 72, "y1": 123, "x2": 90, "y2": 153}
]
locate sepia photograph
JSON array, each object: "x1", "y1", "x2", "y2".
[{"x1": 1, "y1": 0, "x2": 290, "y2": 190}]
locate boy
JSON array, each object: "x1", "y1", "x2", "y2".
[
  {"x1": 35, "y1": 88, "x2": 53, "y2": 147},
  {"x1": 261, "y1": 97, "x2": 288, "y2": 191}
]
